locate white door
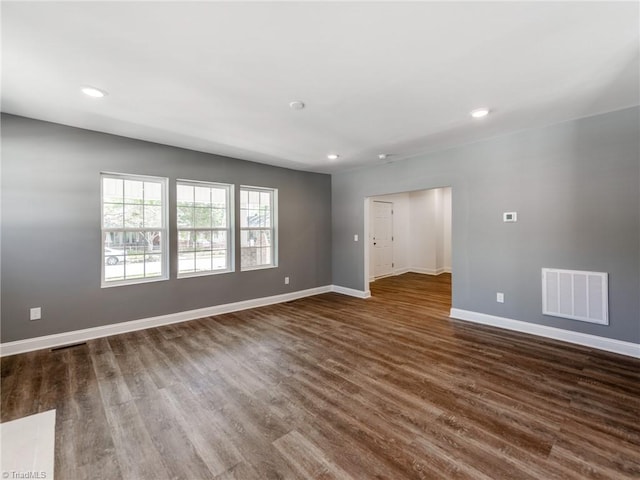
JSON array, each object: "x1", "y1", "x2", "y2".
[{"x1": 373, "y1": 201, "x2": 393, "y2": 278}]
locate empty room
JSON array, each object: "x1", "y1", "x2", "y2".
[{"x1": 1, "y1": 2, "x2": 639, "y2": 479}]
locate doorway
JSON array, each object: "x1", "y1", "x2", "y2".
[{"x1": 365, "y1": 187, "x2": 452, "y2": 299}]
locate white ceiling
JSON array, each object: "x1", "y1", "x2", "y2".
[{"x1": 2, "y1": 2, "x2": 638, "y2": 173}]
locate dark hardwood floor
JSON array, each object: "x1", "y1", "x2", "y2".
[{"x1": 2, "y1": 273, "x2": 639, "y2": 479}]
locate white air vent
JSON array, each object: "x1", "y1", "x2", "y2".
[{"x1": 542, "y1": 268, "x2": 608, "y2": 325}]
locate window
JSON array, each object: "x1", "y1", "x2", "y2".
[
  {"x1": 240, "y1": 186, "x2": 277, "y2": 270},
  {"x1": 101, "y1": 173, "x2": 168, "y2": 286},
  {"x1": 177, "y1": 181, "x2": 233, "y2": 277}
]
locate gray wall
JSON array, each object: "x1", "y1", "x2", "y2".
[
  {"x1": 1, "y1": 114, "x2": 332, "y2": 342},
  {"x1": 332, "y1": 106, "x2": 640, "y2": 343}
]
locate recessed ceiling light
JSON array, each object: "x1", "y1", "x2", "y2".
[
  {"x1": 470, "y1": 108, "x2": 490, "y2": 118},
  {"x1": 82, "y1": 86, "x2": 107, "y2": 98},
  {"x1": 378, "y1": 154, "x2": 388, "y2": 160},
  {"x1": 327, "y1": 154, "x2": 339, "y2": 160},
  {"x1": 289, "y1": 100, "x2": 305, "y2": 110}
]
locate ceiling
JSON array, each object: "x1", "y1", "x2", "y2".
[{"x1": 2, "y1": 2, "x2": 638, "y2": 174}]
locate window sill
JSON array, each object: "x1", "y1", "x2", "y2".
[
  {"x1": 240, "y1": 264, "x2": 278, "y2": 272},
  {"x1": 178, "y1": 269, "x2": 234, "y2": 279},
  {"x1": 101, "y1": 275, "x2": 169, "y2": 288}
]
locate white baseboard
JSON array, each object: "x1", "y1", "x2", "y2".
[
  {"x1": 409, "y1": 267, "x2": 449, "y2": 276},
  {"x1": 331, "y1": 285, "x2": 371, "y2": 299},
  {"x1": 393, "y1": 267, "x2": 410, "y2": 276},
  {"x1": 0, "y1": 285, "x2": 332, "y2": 357},
  {"x1": 450, "y1": 308, "x2": 640, "y2": 359}
]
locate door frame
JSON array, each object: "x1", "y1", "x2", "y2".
[{"x1": 364, "y1": 187, "x2": 453, "y2": 294}]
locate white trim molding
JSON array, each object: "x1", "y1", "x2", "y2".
[
  {"x1": 0, "y1": 286, "x2": 331, "y2": 357},
  {"x1": 331, "y1": 285, "x2": 371, "y2": 299},
  {"x1": 409, "y1": 267, "x2": 450, "y2": 276},
  {"x1": 450, "y1": 308, "x2": 640, "y2": 359},
  {"x1": 393, "y1": 267, "x2": 411, "y2": 276}
]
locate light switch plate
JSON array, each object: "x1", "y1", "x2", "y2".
[{"x1": 30, "y1": 307, "x2": 42, "y2": 321}]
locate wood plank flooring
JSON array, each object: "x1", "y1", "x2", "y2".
[{"x1": 2, "y1": 273, "x2": 639, "y2": 479}]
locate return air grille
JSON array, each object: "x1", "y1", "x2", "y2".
[{"x1": 542, "y1": 268, "x2": 608, "y2": 325}]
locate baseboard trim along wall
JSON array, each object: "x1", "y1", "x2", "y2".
[
  {"x1": 450, "y1": 308, "x2": 640, "y2": 359},
  {"x1": 410, "y1": 267, "x2": 451, "y2": 275},
  {"x1": 9, "y1": 290, "x2": 631, "y2": 358},
  {"x1": 331, "y1": 285, "x2": 372, "y2": 299},
  {"x1": 1, "y1": 285, "x2": 355, "y2": 357}
]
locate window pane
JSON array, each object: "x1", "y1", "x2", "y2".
[
  {"x1": 178, "y1": 230, "x2": 195, "y2": 252},
  {"x1": 145, "y1": 255, "x2": 162, "y2": 277},
  {"x1": 178, "y1": 252, "x2": 196, "y2": 274},
  {"x1": 212, "y1": 208, "x2": 226, "y2": 228},
  {"x1": 211, "y1": 187, "x2": 226, "y2": 208},
  {"x1": 124, "y1": 233, "x2": 143, "y2": 254},
  {"x1": 196, "y1": 231, "x2": 211, "y2": 251},
  {"x1": 144, "y1": 231, "x2": 162, "y2": 252},
  {"x1": 105, "y1": 262, "x2": 124, "y2": 282},
  {"x1": 103, "y1": 178, "x2": 123, "y2": 203},
  {"x1": 105, "y1": 231, "x2": 125, "y2": 249},
  {"x1": 240, "y1": 208, "x2": 249, "y2": 228},
  {"x1": 212, "y1": 249, "x2": 227, "y2": 270},
  {"x1": 194, "y1": 186, "x2": 211, "y2": 206},
  {"x1": 212, "y1": 230, "x2": 228, "y2": 270},
  {"x1": 212, "y1": 230, "x2": 227, "y2": 249},
  {"x1": 103, "y1": 203, "x2": 124, "y2": 228},
  {"x1": 240, "y1": 189, "x2": 249, "y2": 209},
  {"x1": 248, "y1": 190, "x2": 260, "y2": 208},
  {"x1": 124, "y1": 204, "x2": 143, "y2": 228},
  {"x1": 195, "y1": 251, "x2": 212, "y2": 272},
  {"x1": 258, "y1": 207, "x2": 270, "y2": 227},
  {"x1": 124, "y1": 254, "x2": 145, "y2": 280},
  {"x1": 260, "y1": 191, "x2": 271, "y2": 208},
  {"x1": 194, "y1": 208, "x2": 211, "y2": 228},
  {"x1": 104, "y1": 236, "x2": 125, "y2": 280},
  {"x1": 241, "y1": 229, "x2": 272, "y2": 267},
  {"x1": 144, "y1": 182, "x2": 162, "y2": 205},
  {"x1": 177, "y1": 184, "x2": 194, "y2": 206},
  {"x1": 144, "y1": 205, "x2": 162, "y2": 228},
  {"x1": 177, "y1": 206, "x2": 194, "y2": 228},
  {"x1": 124, "y1": 180, "x2": 144, "y2": 204}
]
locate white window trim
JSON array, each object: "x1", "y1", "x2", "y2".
[
  {"x1": 240, "y1": 185, "x2": 278, "y2": 271},
  {"x1": 177, "y1": 179, "x2": 235, "y2": 278},
  {"x1": 101, "y1": 172, "x2": 169, "y2": 288}
]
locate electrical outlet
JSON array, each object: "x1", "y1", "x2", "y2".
[
  {"x1": 30, "y1": 307, "x2": 42, "y2": 321},
  {"x1": 284, "y1": 276, "x2": 290, "y2": 285},
  {"x1": 354, "y1": 234, "x2": 359, "y2": 242},
  {"x1": 496, "y1": 293, "x2": 504, "y2": 303}
]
